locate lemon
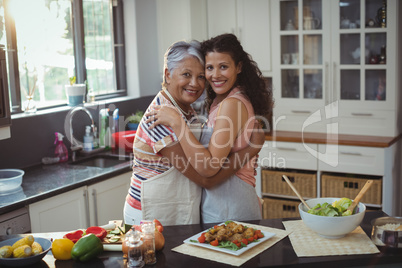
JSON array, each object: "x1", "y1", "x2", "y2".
[{"x1": 52, "y1": 238, "x2": 74, "y2": 260}]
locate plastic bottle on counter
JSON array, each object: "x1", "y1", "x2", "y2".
[
  {"x1": 54, "y1": 132, "x2": 68, "y2": 162},
  {"x1": 83, "y1": 126, "x2": 94, "y2": 151},
  {"x1": 111, "y1": 108, "x2": 119, "y2": 149},
  {"x1": 99, "y1": 108, "x2": 109, "y2": 148}
]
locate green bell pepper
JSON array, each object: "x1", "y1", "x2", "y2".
[{"x1": 71, "y1": 233, "x2": 104, "y2": 262}]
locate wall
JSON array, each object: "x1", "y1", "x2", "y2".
[
  {"x1": 0, "y1": 96, "x2": 154, "y2": 169},
  {"x1": 134, "y1": 0, "x2": 162, "y2": 97}
]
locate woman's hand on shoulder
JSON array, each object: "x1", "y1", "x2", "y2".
[{"x1": 145, "y1": 105, "x2": 183, "y2": 130}]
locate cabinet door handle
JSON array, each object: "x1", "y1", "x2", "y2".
[
  {"x1": 277, "y1": 147, "x2": 297, "y2": 151},
  {"x1": 340, "y1": 151, "x2": 362, "y2": 156},
  {"x1": 92, "y1": 189, "x2": 98, "y2": 227},
  {"x1": 83, "y1": 189, "x2": 90, "y2": 228},
  {"x1": 351, "y1": 113, "x2": 373, "y2": 116},
  {"x1": 291, "y1": 110, "x2": 311, "y2": 114},
  {"x1": 325, "y1": 62, "x2": 329, "y2": 105},
  {"x1": 332, "y1": 62, "x2": 337, "y2": 102}
]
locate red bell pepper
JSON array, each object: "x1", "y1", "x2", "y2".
[
  {"x1": 86, "y1": 226, "x2": 107, "y2": 241},
  {"x1": 63, "y1": 229, "x2": 84, "y2": 243}
]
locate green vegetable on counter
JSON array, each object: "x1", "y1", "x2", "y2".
[
  {"x1": 307, "y1": 198, "x2": 353, "y2": 217},
  {"x1": 71, "y1": 234, "x2": 104, "y2": 262}
]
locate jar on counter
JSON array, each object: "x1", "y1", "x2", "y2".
[
  {"x1": 127, "y1": 230, "x2": 144, "y2": 268},
  {"x1": 140, "y1": 221, "x2": 157, "y2": 265}
]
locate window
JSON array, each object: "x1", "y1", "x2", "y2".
[{"x1": 0, "y1": 0, "x2": 126, "y2": 112}]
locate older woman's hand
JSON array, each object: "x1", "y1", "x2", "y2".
[{"x1": 145, "y1": 105, "x2": 183, "y2": 130}]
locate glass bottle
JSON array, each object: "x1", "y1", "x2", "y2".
[
  {"x1": 22, "y1": 96, "x2": 37, "y2": 114},
  {"x1": 141, "y1": 221, "x2": 157, "y2": 265},
  {"x1": 379, "y1": 45, "x2": 386, "y2": 64},
  {"x1": 128, "y1": 230, "x2": 144, "y2": 268}
]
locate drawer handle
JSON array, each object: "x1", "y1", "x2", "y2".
[
  {"x1": 343, "y1": 181, "x2": 359, "y2": 189},
  {"x1": 92, "y1": 189, "x2": 98, "y2": 227},
  {"x1": 340, "y1": 152, "x2": 362, "y2": 156},
  {"x1": 83, "y1": 189, "x2": 90, "y2": 228},
  {"x1": 277, "y1": 147, "x2": 297, "y2": 151},
  {"x1": 291, "y1": 110, "x2": 311, "y2": 114},
  {"x1": 351, "y1": 113, "x2": 373, "y2": 116},
  {"x1": 282, "y1": 204, "x2": 296, "y2": 212}
]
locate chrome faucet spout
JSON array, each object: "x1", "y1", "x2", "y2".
[{"x1": 68, "y1": 106, "x2": 96, "y2": 161}]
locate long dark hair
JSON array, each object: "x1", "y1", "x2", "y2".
[{"x1": 201, "y1": 33, "x2": 273, "y2": 129}]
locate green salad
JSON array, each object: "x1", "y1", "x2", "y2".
[{"x1": 307, "y1": 198, "x2": 353, "y2": 216}]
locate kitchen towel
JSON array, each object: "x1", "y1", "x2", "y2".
[
  {"x1": 172, "y1": 222, "x2": 291, "y2": 267},
  {"x1": 283, "y1": 220, "x2": 380, "y2": 257}
]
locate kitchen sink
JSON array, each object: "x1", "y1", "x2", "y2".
[{"x1": 71, "y1": 154, "x2": 131, "y2": 168}]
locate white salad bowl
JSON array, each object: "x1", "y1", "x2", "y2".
[{"x1": 299, "y1": 197, "x2": 366, "y2": 239}]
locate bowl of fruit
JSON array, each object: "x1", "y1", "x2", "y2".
[{"x1": 299, "y1": 197, "x2": 366, "y2": 239}]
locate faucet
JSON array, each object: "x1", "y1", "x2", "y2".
[{"x1": 67, "y1": 106, "x2": 95, "y2": 162}]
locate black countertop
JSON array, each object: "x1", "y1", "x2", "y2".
[
  {"x1": 0, "y1": 211, "x2": 401, "y2": 268},
  {"x1": 0, "y1": 152, "x2": 132, "y2": 215}
]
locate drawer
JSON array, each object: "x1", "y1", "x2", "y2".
[
  {"x1": 321, "y1": 173, "x2": 382, "y2": 205},
  {"x1": 262, "y1": 169, "x2": 317, "y2": 198},
  {"x1": 274, "y1": 105, "x2": 328, "y2": 134},
  {"x1": 262, "y1": 197, "x2": 300, "y2": 219},
  {"x1": 338, "y1": 110, "x2": 397, "y2": 137},
  {"x1": 318, "y1": 145, "x2": 384, "y2": 176},
  {"x1": 260, "y1": 141, "x2": 317, "y2": 170}
]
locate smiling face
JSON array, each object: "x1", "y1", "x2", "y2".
[
  {"x1": 165, "y1": 56, "x2": 206, "y2": 109},
  {"x1": 205, "y1": 51, "x2": 242, "y2": 101}
]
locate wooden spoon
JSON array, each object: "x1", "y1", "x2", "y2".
[
  {"x1": 347, "y1": 180, "x2": 373, "y2": 214},
  {"x1": 282, "y1": 175, "x2": 311, "y2": 210}
]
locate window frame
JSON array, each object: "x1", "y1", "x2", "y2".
[{"x1": 4, "y1": 0, "x2": 127, "y2": 114}]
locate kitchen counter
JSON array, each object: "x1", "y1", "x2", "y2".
[
  {"x1": 0, "y1": 152, "x2": 132, "y2": 215},
  {"x1": 266, "y1": 130, "x2": 401, "y2": 148},
  {"x1": 0, "y1": 211, "x2": 401, "y2": 268},
  {"x1": 2, "y1": 131, "x2": 398, "y2": 216}
]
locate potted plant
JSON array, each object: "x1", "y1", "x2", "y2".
[
  {"x1": 126, "y1": 110, "x2": 144, "y2": 130},
  {"x1": 65, "y1": 76, "x2": 86, "y2": 106}
]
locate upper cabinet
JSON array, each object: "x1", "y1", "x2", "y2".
[
  {"x1": 207, "y1": 0, "x2": 272, "y2": 75},
  {"x1": 271, "y1": 0, "x2": 401, "y2": 137},
  {"x1": 156, "y1": 0, "x2": 272, "y2": 77}
]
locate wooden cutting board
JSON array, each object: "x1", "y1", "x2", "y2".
[{"x1": 102, "y1": 220, "x2": 124, "y2": 251}]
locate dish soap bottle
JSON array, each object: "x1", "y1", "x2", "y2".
[
  {"x1": 54, "y1": 132, "x2": 68, "y2": 162},
  {"x1": 83, "y1": 126, "x2": 94, "y2": 151}
]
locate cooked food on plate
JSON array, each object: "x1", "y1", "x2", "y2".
[{"x1": 193, "y1": 221, "x2": 265, "y2": 251}]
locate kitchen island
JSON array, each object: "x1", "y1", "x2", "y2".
[{"x1": 1, "y1": 211, "x2": 401, "y2": 268}]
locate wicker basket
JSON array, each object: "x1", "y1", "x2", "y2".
[
  {"x1": 262, "y1": 197, "x2": 300, "y2": 219},
  {"x1": 321, "y1": 173, "x2": 382, "y2": 205},
  {"x1": 262, "y1": 169, "x2": 317, "y2": 198}
]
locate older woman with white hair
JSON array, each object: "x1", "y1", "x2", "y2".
[{"x1": 123, "y1": 40, "x2": 263, "y2": 226}]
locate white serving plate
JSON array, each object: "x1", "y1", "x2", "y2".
[{"x1": 183, "y1": 224, "x2": 275, "y2": 256}]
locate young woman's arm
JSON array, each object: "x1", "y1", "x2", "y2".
[
  {"x1": 146, "y1": 98, "x2": 249, "y2": 177},
  {"x1": 159, "y1": 120, "x2": 264, "y2": 189}
]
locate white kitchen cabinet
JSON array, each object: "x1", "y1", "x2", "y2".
[
  {"x1": 259, "y1": 141, "x2": 318, "y2": 170},
  {"x1": 271, "y1": 0, "x2": 401, "y2": 137},
  {"x1": 29, "y1": 187, "x2": 88, "y2": 233},
  {"x1": 207, "y1": 0, "x2": 272, "y2": 75},
  {"x1": 88, "y1": 172, "x2": 131, "y2": 227},
  {"x1": 156, "y1": 0, "x2": 208, "y2": 76},
  {"x1": 29, "y1": 172, "x2": 132, "y2": 232},
  {"x1": 259, "y1": 138, "x2": 402, "y2": 216}
]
